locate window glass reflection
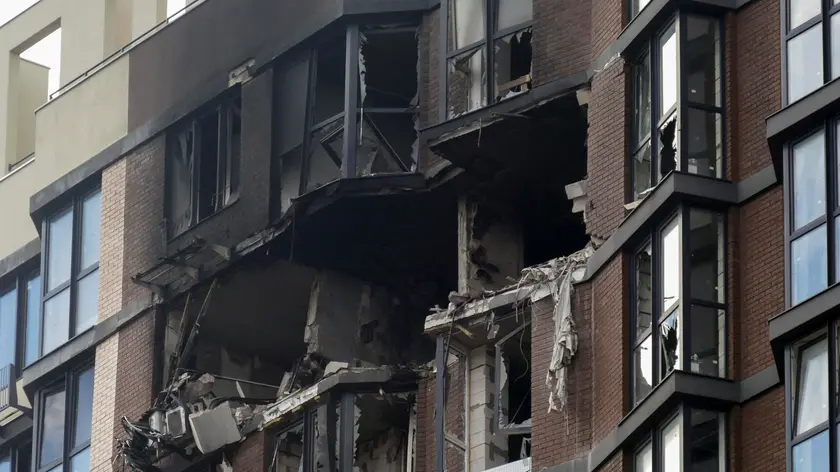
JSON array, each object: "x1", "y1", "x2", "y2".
[
  {"x1": 634, "y1": 336, "x2": 653, "y2": 404},
  {"x1": 662, "y1": 218, "x2": 680, "y2": 314},
  {"x1": 636, "y1": 244, "x2": 653, "y2": 336},
  {"x1": 790, "y1": 0, "x2": 821, "y2": 30},
  {"x1": 40, "y1": 390, "x2": 66, "y2": 467},
  {"x1": 690, "y1": 305, "x2": 725, "y2": 377},
  {"x1": 662, "y1": 416, "x2": 681, "y2": 472},
  {"x1": 73, "y1": 368, "x2": 94, "y2": 448},
  {"x1": 794, "y1": 338, "x2": 828, "y2": 435},
  {"x1": 24, "y1": 274, "x2": 41, "y2": 366},
  {"x1": 42, "y1": 288, "x2": 70, "y2": 355},
  {"x1": 791, "y1": 225, "x2": 828, "y2": 305},
  {"x1": 635, "y1": 442, "x2": 653, "y2": 472},
  {"x1": 793, "y1": 429, "x2": 829, "y2": 472},
  {"x1": 80, "y1": 191, "x2": 101, "y2": 271},
  {"x1": 495, "y1": 0, "x2": 531, "y2": 31},
  {"x1": 0, "y1": 289, "x2": 16, "y2": 368},
  {"x1": 787, "y1": 25, "x2": 823, "y2": 103},
  {"x1": 792, "y1": 131, "x2": 826, "y2": 230},
  {"x1": 75, "y1": 270, "x2": 99, "y2": 334},
  {"x1": 684, "y1": 16, "x2": 721, "y2": 107},
  {"x1": 449, "y1": 0, "x2": 485, "y2": 50},
  {"x1": 47, "y1": 209, "x2": 73, "y2": 291},
  {"x1": 689, "y1": 210, "x2": 724, "y2": 304},
  {"x1": 690, "y1": 410, "x2": 720, "y2": 472},
  {"x1": 659, "y1": 24, "x2": 677, "y2": 117}
]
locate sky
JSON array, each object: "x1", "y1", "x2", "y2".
[{"x1": 0, "y1": 0, "x2": 186, "y2": 95}]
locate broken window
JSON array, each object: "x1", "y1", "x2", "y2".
[
  {"x1": 166, "y1": 92, "x2": 241, "y2": 237},
  {"x1": 495, "y1": 322, "x2": 532, "y2": 461},
  {"x1": 356, "y1": 26, "x2": 419, "y2": 175},
  {"x1": 445, "y1": 0, "x2": 532, "y2": 118},
  {"x1": 631, "y1": 205, "x2": 727, "y2": 406},
  {"x1": 629, "y1": 14, "x2": 723, "y2": 203},
  {"x1": 352, "y1": 392, "x2": 413, "y2": 472},
  {"x1": 272, "y1": 422, "x2": 305, "y2": 472},
  {"x1": 633, "y1": 407, "x2": 726, "y2": 472}
]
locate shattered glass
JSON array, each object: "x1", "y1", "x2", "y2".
[
  {"x1": 448, "y1": 0, "x2": 485, "y2": 51},
  {"x1": 494, "y1": 28, "x2": 532, "y2": 102},
  {"x1": 447, "y1": 48, "x2": 486, "y2": 118},
  {"x1": 356, "y1": 113, "x2": 415, "y2": 175},
  {"x1": 306, "y1": 117, "x2": 343, "y2": 192}
]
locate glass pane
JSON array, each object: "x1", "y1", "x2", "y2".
[
  {"x1": 658, "y1": 113, "x2": 679, "y2": 178},
  {"x1": 73, "y1": 367, "x2": 94, "y2": 447},
  {"x1": 631, "y1": 0, "x2": 652, "y2": 18},
  {"x1": 633, "y1": 141, "x2": 652, "y2": 200},
  {"x1": 47, "y1": 208, "x2": 73, "y2": 291},
  {"x1": 791, "y1": 225, "x2": 828, "y2": 305},
  {"x1": 306, "y1": 117, "x2": 343, "y2": 192},
  {"x1": 633, "y1": 54, "x2": 652, "y2": 147},
  {"x1": 793, "y1": 429, "x2": 829, "y2": 472},
  {"x1": 787, "y1": 25, "x2": 824, "y2": 103},
  {"x1": 685, "y1": 108, "x2": 722, "y2": 178},
  {"x1": 75, "y1": 270, "x2": 99, "y2": 333},
  {"x1": 794, "y1": 338, "x2": 828, "y2": 435},
  {"x1": 662, "y1": 217, "x2": 681, "y2": 314},
  {"x1": 790, "y1": 0, "x2": 821, "y2": 30},
  {"x1": 70, "y1": 447, "x2": 90, "y2": 472},
  {"x1": 792, "y1": 130, "x2": 826, "y2": 230},
  {"x1": 447, "y1": 47, "x2": 487, "y2": 118},
  {"x1": 357, "y1": 113, "x2": 414, "y2": 176},
  {"x1": 80, "y1": 191, "x2": 101, "y2": 270},
  {"x1": 494, "y1": 28, "x2": 533, "y2": 101},
  {"x1": 690, "y1": 410, "x2": 720, "y2": 472},
  {"x1": 690, "y1": 305, "x2": 725, "y2": 377},
  {"x1": 833, "y1": 13, "x2": 840, "y2": 80},
  {"x1": 662, "y1": 415, "x2": 681, "y2": 472},
  {"x1": 496, "y1": 0, "x2": 532, "y2": 30},
  {"x1": 42, "y1": 288, "x2": 70, "y2": 355},
  {"x1": 0, "y1": 455, "x2": 8, "y2": 472},
  {"x1": 0, "y1": 289, "x2": 16, "y2": 367},
  {"x1": 40, "y1": 389, "x2": 66, "y2": 466},
  {"x1": 684, "y1": 16, "x2": 721, "y2": 107},
  {"x1": 635, "y1": 244, "x2": 653, "y2": 337},
  {"x1": 660, "y1": 310, "x2": 680, "y2": 378},
  {"x1": 277, "y1": 58, "x2": 309, "y2": 157},
  {"x1": 449, "y1": 0, "x2": 485, "y2": 50},
  {"x1": 689, "y1": 209, "x2": 724, "y2": 303},
  {"x1": 659, "y1": 23, "x2": 677, "y2": 117},
  {"x1": 635, "y1": 442, "x2": 653, "y2": 472},
  {"x1": 634, "y1": 336, "x2": 653, "y2": 404},
  {"x1": 24, "y1": 274, "x2": 41, "y2": 366}
]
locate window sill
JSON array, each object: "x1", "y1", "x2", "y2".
[
  {"x1": 767, "y1": 78, "x2": 840, "y2": 179},
  {"x1": 768, "y1": 281, "x2": 840, "y2": 376}
]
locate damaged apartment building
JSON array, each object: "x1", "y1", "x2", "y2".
[{"x1": 0, "y1": 0, "x2": 826, "y2": 472}]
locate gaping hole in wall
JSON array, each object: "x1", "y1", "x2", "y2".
[
  {"x1": 356, "y1": 26, "x2": 419, "y2": 175},
  {"x1": 4, "y1": 27, "x2": 61, "y2": 174},
  {"x1": 494, "y1": 28, "x2": 532, "y2": 102},
  {"x1": 352, "y1": 393, "x2": 413, "y2": 472},
  {"x1": 272, "y1": 422, "x2": 304, "y2": 472},
  {"x1": 306, "y1": 35, "x2": 346, "y2": 192}
]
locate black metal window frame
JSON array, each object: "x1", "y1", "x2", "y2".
[
  {"x1": 33, "y1": 362, "x2": 93, "y2": 472},
  {"x1": 784, "y1": 325, "x2": 838, "y2": 472},
  {"x1": 628, "y1": 0, "x2": 653, "y2": 22},
  {"x1": 781, "y1": 0, "x2": 840, "y2": 106},
  {"x1": 296, "y1": 23, "x2": 420, "y2": 195},
  {"x1": 629, "y1": 203, "x2": 729, "y2": 408},
  {"x1": 632, "y1": 404, "x2": 728, "y2": 472},
  {"x1": 39, "y1": 184, "x2": 101, "y2": 359},
  {"x1": 165, "y1": 89, "x2": 242, "y2": 238},
  {"x1": 629, "y1": 12, "x2": 726, "y2": 202},
  {"x1": 783, "y1": 118, "x2": 840, "y2": 308},
  {"x1": 0, "y1": 443, "x2": 31, "y2": 472},
  {"x1": 439, "y1": 0, "x2": 533, "y2": 119},
  {"x1": 0, "y1": 264, "x2": 41, "y2": 378}
]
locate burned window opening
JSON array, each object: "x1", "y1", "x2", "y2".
[
  {"x1": 495, "y1": 322, "x2": 532, "y2": 440},
  {"x1": 444, "y1": 0, "x2": 533, "y2": 118},
  {"x1": 352, "y1": 392, "x2": 413, "y2": 472},
  {"x1": 356, "y1": 26, "x2": 419, "y2": 175},
  {"x1": 166, "y1": 92, "x2": 241, "y2": 237},
  {"x1": 271, "y1": 422, "x2": 305, "y2": 472}
]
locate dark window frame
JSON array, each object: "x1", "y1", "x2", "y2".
[
  {"x1": 165, "y1": 90, "x2": 242, "y2": 238},
  {"x1": 39, "y1": 185, "x2": 100, "y2": 359},
  {"x1": 780, "y1": 0, "x2": 840, "y2": 106},
  {"x1": 294, "y1": 23, "x2": 420, "y2": 195},
  {"x1": 628, "y1": 0, "x2": 653, "y2": 22},
  {"x1": 783, "y1": 118, "x2": 840, "y2": 308},
  {"x1": 629, "y1": 12, "x2": 727, "y2": 202},
  {"x1": 33, "y1": 362, "x2": 93, "y2": 472},
  {"x1": 0, "y1": 265, "x2": 41, "y2": 374},
  {"x1": 0, "y1": 442, "x2": 32, "y2": 472},
  {"x1": 784, "y1": 325, "x2": 838, "y2": 472},
  {"x1": 439, "y1": 0, "x2": 533, "y2": 120},
  {"x1": 632, "y1": 405, "x2": 728, "y2": 472},
  {"x1": 629, "y1": 203, "x2": 729, "y2": 408}
]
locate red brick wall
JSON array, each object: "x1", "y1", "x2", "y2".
[
  {"x1": 232, "y1": 431, "x2": 269, "y2": 472},
  {"x1": 415, "y1": 376, "x2": 435, "y2": 472},
  {"x1": 738, "y1": 387, "x2": 786, "y2": 472},
  {"x1": 531, "y1": 284, "x2": 593, "y2": 470},
  {"x1": 586, "y1": 63, "x2": 629, "y2": 240},
  {"x1": 532, "y1": 0, "x2": 591, "y2": 86}
]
